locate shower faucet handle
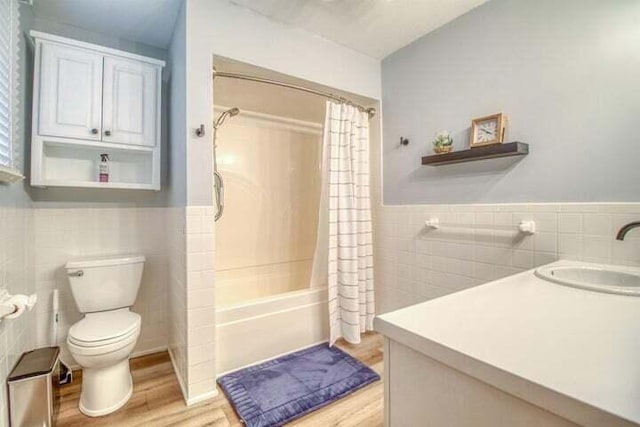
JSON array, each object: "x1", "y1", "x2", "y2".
[{"x1": 195, "y1": 124, "x2": 205, "y2": 137}]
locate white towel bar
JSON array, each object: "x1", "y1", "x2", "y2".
[{"x1": 424, "y1": 217, "x2": 536, "y2": 235}]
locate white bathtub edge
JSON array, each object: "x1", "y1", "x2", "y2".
[
  {"x1": 216, "y1": 287, "x2": 330, "y2": 374},
  {"x1": 217, "y1": 287, "x2": 328, "y2": 324},
  {"x1": 218, "y1": 301, "x2": 325, "y2": 327}
]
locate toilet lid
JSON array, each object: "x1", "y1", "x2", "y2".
[{"x1": 69, "y1": 310, "x2": 141, "y2": 346}]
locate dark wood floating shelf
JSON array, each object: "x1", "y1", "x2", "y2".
[{"x1": 422, "y1": 142, "x2": 529, "y2": 166}]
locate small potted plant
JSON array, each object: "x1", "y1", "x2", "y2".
[{"x1": 432, "y1": 131, "x2": 453, "y2": 154}]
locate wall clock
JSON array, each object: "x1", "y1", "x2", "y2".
[{"x1": 470, "y1": 113, "x2": 506, "y2": 147}]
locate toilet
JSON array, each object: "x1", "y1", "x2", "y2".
[{"x1": 65, "y1": 254, "x2": 145, "y2": 417}]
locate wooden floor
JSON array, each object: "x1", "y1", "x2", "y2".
[{"x1": 56, "y1": 333, "x2": 384, "y2": 427}]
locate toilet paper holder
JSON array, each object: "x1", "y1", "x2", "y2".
[{"x1": 0, "y1": 290, "x2": 37, "y2": 323}]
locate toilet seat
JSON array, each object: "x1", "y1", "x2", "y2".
[
  {"x1": 68, "y1": 326, "x2": 139, "y2": 349},
  {"x1": 68, "y1": 330, "x2": 139, "y2": 357},
  {"x1": 68, "y1": 309, "x2": 141, "y2": 349}
]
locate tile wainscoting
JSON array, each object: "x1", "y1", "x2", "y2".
[
  {"x1": 26, "y1": 205, "x2": 216, "y2": 407},
  {"x1": 32, "y1": 208, "x2": 170, "y2": 368},
  {"x1": 374, "y1": 203, "x2": 640, "y2": 314},
  {"x1": 12, "y1": 199, "x2": 637, "y2": 414},
  {"x1": 0, "y1": 206, "x2": 33, "y2": 427},
  {"x1": 184, "y1": 206, "x2": 216, "y2": 404},
  {"x1": 168, "y1": 206, "x2": 188, "y2": 400},
  {"x1": 168, "y1": 206, "x2": 217, "y2": 405}
]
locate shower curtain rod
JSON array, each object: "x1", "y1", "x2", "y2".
[{"x1": 212, "y1": 68, "x2": 376, "y2": 119}]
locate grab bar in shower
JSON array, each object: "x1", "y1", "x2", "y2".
[{"x1": 214, "y1": 171, "x2": 224, "y2": 221}]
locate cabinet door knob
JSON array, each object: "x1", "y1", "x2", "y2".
[
  {"x1": 104, "y1": 130, "x2": 112, "y2": 136},
  {"x1": 90, "y1": 128, "x2": 98, "y2": 134}
]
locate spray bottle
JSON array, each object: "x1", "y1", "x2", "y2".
[{"x1": 99, "y1": 153, "x2": 109, "y2": 182}]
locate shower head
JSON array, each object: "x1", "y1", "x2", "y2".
[{"x1": 214, "y1": 107, "x2": 240, "y2": 129}]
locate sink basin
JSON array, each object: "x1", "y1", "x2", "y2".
[{"x1": 535, "y1": 262, "x2": 640, "y2": 296}]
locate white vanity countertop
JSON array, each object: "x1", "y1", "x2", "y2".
[{"x1": 374, "y1": 260, "x2": 640, "y2": 427}]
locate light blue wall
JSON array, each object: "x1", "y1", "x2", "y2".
[
  {"x1": 29, "y1": 17, "x2": 167, "y2": 62},
  {"x1": 382, "y1": 0, "x2": 640, "y2": 204},
  {"x1": 167, "y1": 0, "x2": 187, "y2": 207}
]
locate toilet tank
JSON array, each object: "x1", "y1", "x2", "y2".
[{"x1": 65, "y1": 254, "x2": 145, "y2": 313}]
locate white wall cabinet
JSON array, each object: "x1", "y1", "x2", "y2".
[
  {"x1": 102, "y1": 56, "x2": 159, "y2": 147},
  {"x1": 38, "y1": 43, "x2": 104, "y2": 141},
  {"x1": 30, "y1": 31, "x2": 165, "y2": 190}
]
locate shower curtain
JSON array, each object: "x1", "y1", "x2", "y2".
[{"x1": 311, "y1": 101, "x2": 375, "y2": 346}]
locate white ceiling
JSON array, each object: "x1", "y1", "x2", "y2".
[
  {"x1": 31, "y1": 0, "x2": 487, "y2": 57},
  {"x1": 227, "y1": 0, "x2": 488, "y2": 59},
  {"x1": 33, "y1": 0, "x2": 182, "y2": 49}
]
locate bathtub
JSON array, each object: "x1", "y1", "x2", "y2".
[{"x1": 215, "y1": 287, "x2": 329, "y2": 375}]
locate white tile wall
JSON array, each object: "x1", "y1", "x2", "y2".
[
  {"x1": 0, "y1": 206, "x2": 33, "y2": 427},
  {"x1": 185, "y1": 206, "x2": 216, "y2": 403},
  {"x1": 374, "y1": 203, "x2": 640, "y2": 314},
  {"x1": 32, "y1": 208, "x2": 169, "y2": 368},
  {"x1": 168, "y1": 207, "x2": 188, "y2": 397},
  {"x1": 0, "y1": 202, "x2": 213, "y2": 407}
]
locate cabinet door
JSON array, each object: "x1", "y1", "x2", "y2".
[
  {"x1": 38, "y1": 42, "x2": 103, "y2": 140},
  {"x1": 102, "y1": 56, "x2": 159, "y2": 147}
]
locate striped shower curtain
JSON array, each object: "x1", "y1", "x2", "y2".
[{"x1": 313, "y1": 101, "x2": 375, "y2": 346}]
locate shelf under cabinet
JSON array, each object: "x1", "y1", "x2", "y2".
[
  {"x1": 32, "y1": 180, "x2": 158, "y2": 190},
  {"x1": 34, "y1": 138, "x2": 159, "y2": 190}
]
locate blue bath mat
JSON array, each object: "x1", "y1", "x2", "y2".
[{"x1": 217, "y1": 343, "x2": 380, "y2": 427}]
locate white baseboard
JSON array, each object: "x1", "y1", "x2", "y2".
[
  {"x1": 167, "y1": 348, "x2": 219, "y2": 406},
  {"x1": 185, "y1": 388, "x2": 219, "y2": 406},
  {"x1": 132, "y1": 345, "x2": 168, "y2": 359},
  {"x1": 167, "y1": 347, "x2": 189, "y2": 405},
  {"x1": 64, "y1": 346, "x2": 169, "y2": 371},
  {"x1": 65, "y1": 345, "x2": 214, "y2": 408}
]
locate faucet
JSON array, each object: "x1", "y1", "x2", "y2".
[{"x1": 615, "y1": 221, "x2": 640, "y2": 240}]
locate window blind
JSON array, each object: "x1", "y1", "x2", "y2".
[{"x1": 0, "y1": 0, "x2": 19, "y2": 169}]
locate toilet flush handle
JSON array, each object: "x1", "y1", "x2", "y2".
[{"x1": 68, "y1": 270, "x2": 84, "y2": 277}]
